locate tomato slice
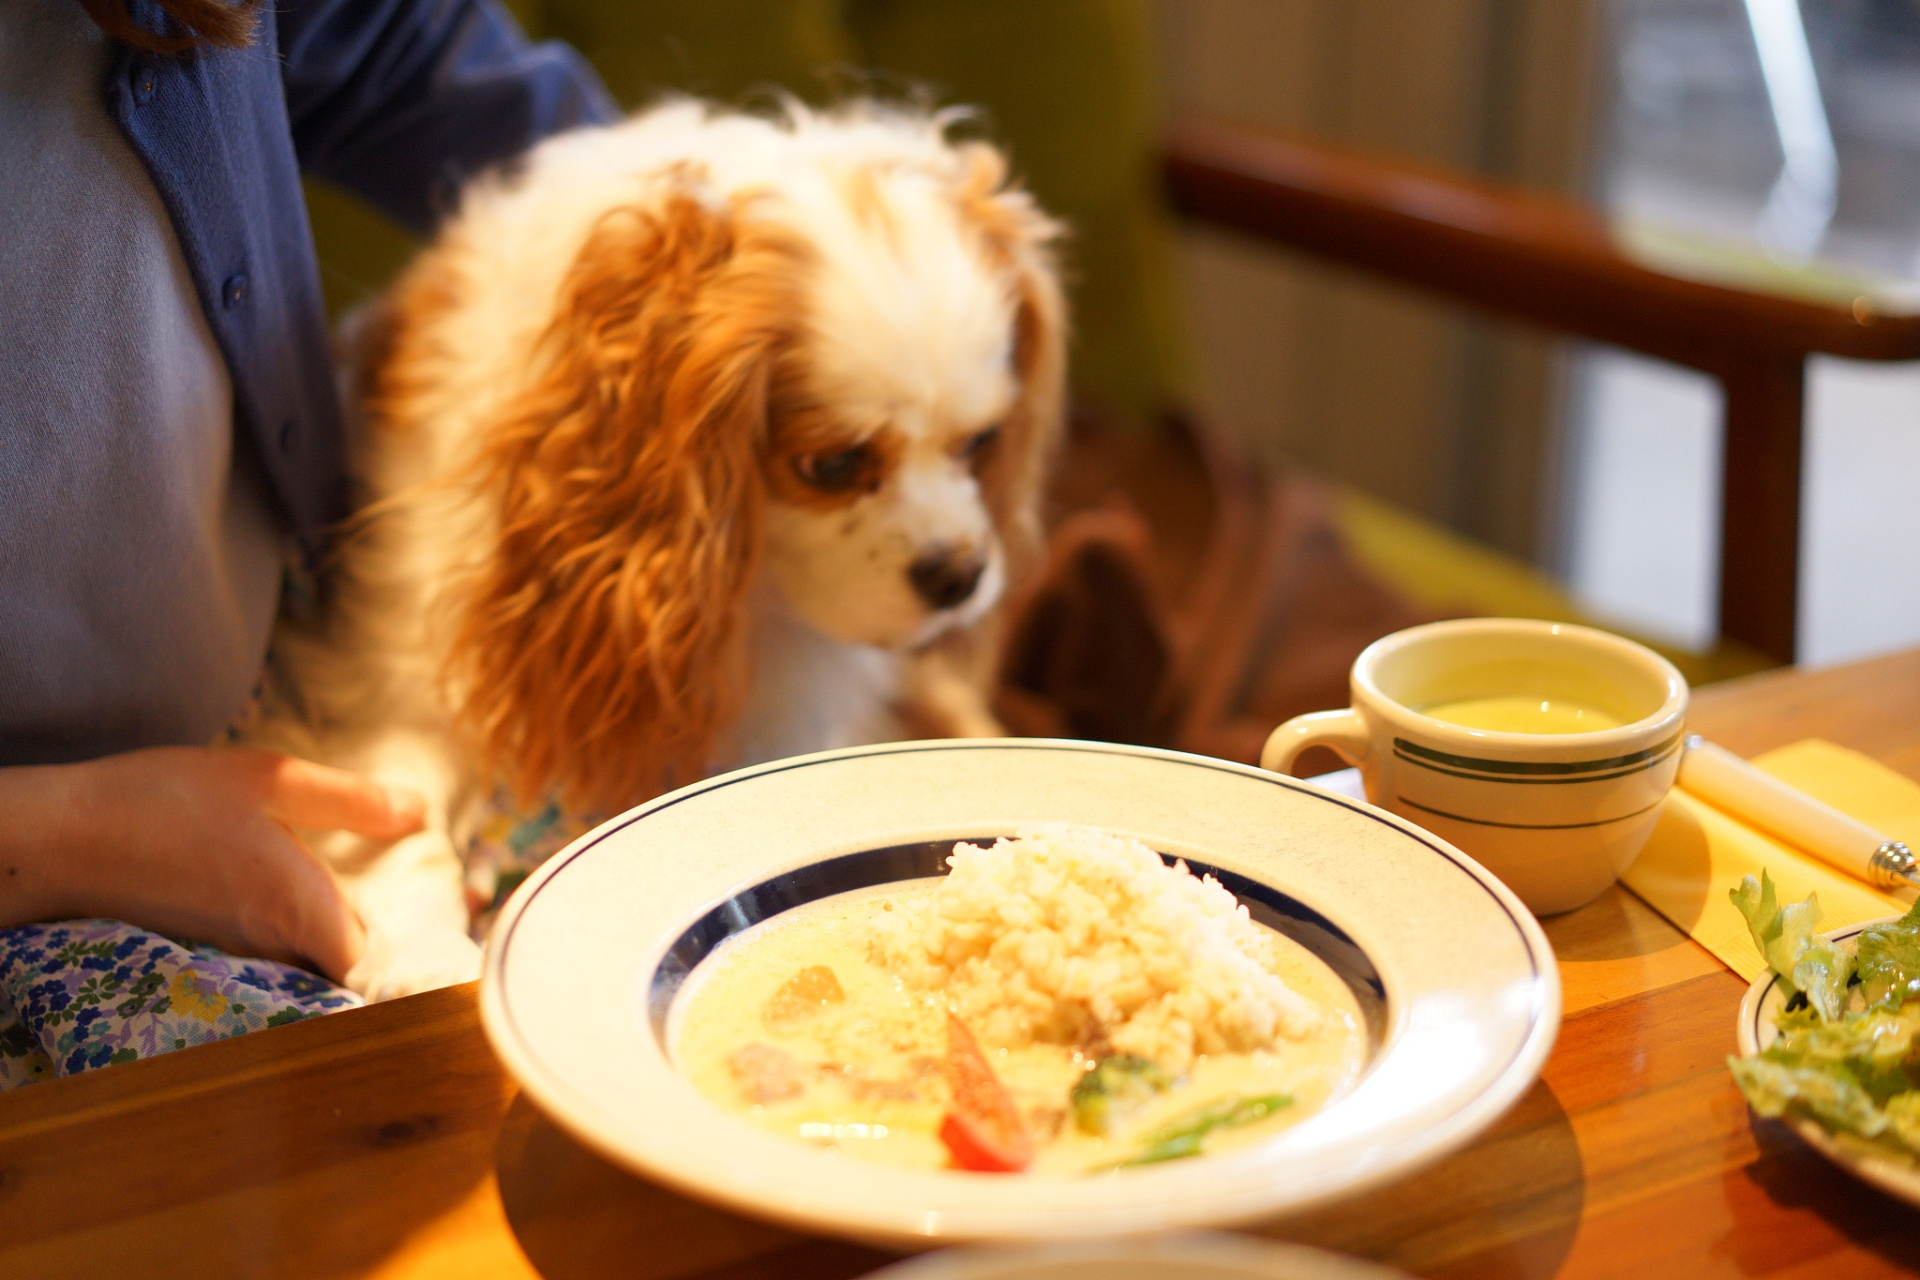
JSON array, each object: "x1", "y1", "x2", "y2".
[{"x1": 938, "y1": 1012, "x2": 1034, "y2": 1173}]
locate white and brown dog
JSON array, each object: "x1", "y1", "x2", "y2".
[{"x1": 254, "y1": 99, "x2": 1066, "y2": 999}]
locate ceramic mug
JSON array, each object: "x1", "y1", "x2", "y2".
[{"x1": 1261, "y1": 618, "x2": 1688, "y2": 915}]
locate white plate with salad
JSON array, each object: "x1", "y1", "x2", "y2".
[{"x1": 1732, "y1": 872, "x2": 1920, "y2": 1205}]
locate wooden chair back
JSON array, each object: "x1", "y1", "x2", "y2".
[{"x1": 1163, "y1": 117, "x2": 1920, "y2": 664}]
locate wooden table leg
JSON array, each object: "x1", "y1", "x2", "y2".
[{"x1": 1717, "y1": 356, "x2": 1805, "y2": 665}]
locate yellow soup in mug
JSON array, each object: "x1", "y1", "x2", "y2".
[{"x1": 1419, "y1": 695, "x2": 1624, "y2": 734}]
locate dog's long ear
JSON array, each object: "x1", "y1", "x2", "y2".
[
  {"x1": 951, "y1": 142, "x2": 1068, "y2": 589},
  {"x1": 445, "y1": 193, "x2": 808, "y2": 814}
]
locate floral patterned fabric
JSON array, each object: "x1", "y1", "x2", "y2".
[
  {"x1": 0, "y1": 791, "x2": 596, "y2": 1092},
  {"x1": 0, "y1": 920, "x2": 361, "y2": 1091},
  {"x1": 0, "y1": 570, "x2": 612, "y2": 1092},
  {"x1": 462, "y1": 791, "x2": 595, "y2": 939}
]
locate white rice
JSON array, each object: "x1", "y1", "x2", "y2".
[{"x1": 868, "y1": 823, "x2": 1318, "y2": 1073}]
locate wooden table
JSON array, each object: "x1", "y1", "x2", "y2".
[{"x1": 7, "y1": 651, "x2": 1920, "y2": 1279}]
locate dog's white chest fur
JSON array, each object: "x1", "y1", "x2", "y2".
[{"x1": 726, "y1": 586, "x2": 904, "y2": 770}]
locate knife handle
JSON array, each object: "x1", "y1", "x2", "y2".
[{"x1": 1677, "y1": 736, "x2": 1916, "y2": 891}]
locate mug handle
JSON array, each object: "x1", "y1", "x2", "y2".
[{"x1": 1260, "y1": 708, "x2": 1379, "y2": 799}]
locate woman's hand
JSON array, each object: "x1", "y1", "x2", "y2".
[{"x1": 0, "y1": 747, "x2": 425, "y2": 983}]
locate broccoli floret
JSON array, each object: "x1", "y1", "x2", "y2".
[{"x1": 1071, "y1": 1054, "x2": 1170, "y2": 1135}]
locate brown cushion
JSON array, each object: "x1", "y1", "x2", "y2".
[{"x1": 996, "y1": 415, "x2": 1435, "y2": 768}]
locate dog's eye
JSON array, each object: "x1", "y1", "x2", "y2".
[
  {"x1": 793, "y1": 445, "x2": 874, "y2": 493},
  {"x1": 962, "y1": 425, "x2": 1001, "y2": 465}
]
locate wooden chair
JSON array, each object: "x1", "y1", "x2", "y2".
[{"x1": 1162, "y1": 117, "x2": 1920, "y2": 666}]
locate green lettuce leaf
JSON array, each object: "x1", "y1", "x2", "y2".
[
  {"x1": 1856, "y1": 897, "x2": 1920, "y2": 1008},
  {"x1": 1729, "y1": 871, "x2": 1920, "y2": 1161},
  {"x1": 1730, "y1": 1054, "x2": 1889, "y2": 1140},
  {"x1": 1731, "y1": 997, "x2": 1920, "y2": 1155},
  {"x1": 1882, "y1": 1091, "x2": 1920, "y2": 1153},
  {"x1": 1730, "y1": 871, "x2": 1855, "y2": 1020},
  {"x1": 1759, "y1": 1001, "x2": 1920, "y2": 1102},
  {"x1": 1792, "y1": 945, "x2": 1857, "y2": 1023}
]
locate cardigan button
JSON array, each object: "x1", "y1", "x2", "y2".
[
  {"x1": 222, "y1": 274, "x2": 249, "y2": 309},
  {"x1": 279, "y1": 420, "x2": 299, "y2": 454},
  {"x1": 131, "y1": 67, "x2": 155, "y2": 104}
]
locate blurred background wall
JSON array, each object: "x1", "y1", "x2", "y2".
[
  {"x1": 1563, "y1": 0, "x2": 1920, "y2": 665},
  {"x1": 1159, "y1": 0, "x2": 1920, "y2": 668},
  {"x1": 1158, "y1": 0, "x2": 1600, "y2": 568}
]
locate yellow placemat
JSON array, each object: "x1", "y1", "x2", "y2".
[
  {"x1": 1758, "y1": 739, "x2": 1920, "y2": 843},
  {"x1": 1621, "y1": 739, "x2": 1919, "y2": 980}
]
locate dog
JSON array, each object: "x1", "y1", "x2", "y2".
[{"x1": 251, "y1": 99, "x2": 1066, "y2": 1000}]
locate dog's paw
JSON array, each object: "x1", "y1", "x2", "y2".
[{"x1": 347, "y1": 930, "x2": 483, "y2": 1002}]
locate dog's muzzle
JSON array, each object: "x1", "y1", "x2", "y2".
[{"x1": 907, "y1": 547, "x2": 987, "y2": 611}]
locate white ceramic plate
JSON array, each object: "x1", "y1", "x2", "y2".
[
  {"x1": 1736, "y1": 917, "x2": 1920, "y2": 1206},
  {"x1": 859, "y1": 1232, "x2": 1411, "y2": 1279},
  {"x1": 480, "y1": 739, "x2": 1561, "y2": 1246}
]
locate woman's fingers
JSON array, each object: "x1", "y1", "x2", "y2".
[
  {"x1": 231, "y1": 752, "x2": 407, "y2": 980},
  {"x1": 4, "y1": 747, "x2": 383, "y2": 984},
  {"x1": 216, "y1": 817, "x2": 368, "y2": 982},
  {"x1": 266, "y1": 825, "x2": 368, "y2": 982},
  {"x1": 260, "y1": 755, "x2": 427, "y2": 839}
]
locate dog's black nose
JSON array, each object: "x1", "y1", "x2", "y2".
[{"x1": 908, "y1": 548, "x2": 986, "y2": 610}]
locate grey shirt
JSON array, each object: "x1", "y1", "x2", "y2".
[{"x1": 0, "y1": 1, "x2": 285, "y2": 765}]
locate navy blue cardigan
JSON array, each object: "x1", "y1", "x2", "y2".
[{"x1": 106, "y1": 0, "x2": 618, "y2": 561}]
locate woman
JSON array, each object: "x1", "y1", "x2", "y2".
[{"x1": 0, "y1": 0, "x2": 615, "y2": 1083}]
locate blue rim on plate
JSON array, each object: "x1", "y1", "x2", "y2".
[{"x1": 481, "y1": 739, "x2": 1561, "y2": 1245}]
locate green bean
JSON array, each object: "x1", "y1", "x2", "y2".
[{"x1": 1112, "y1": 1092, "x2": 1293, "y2": 1168}]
